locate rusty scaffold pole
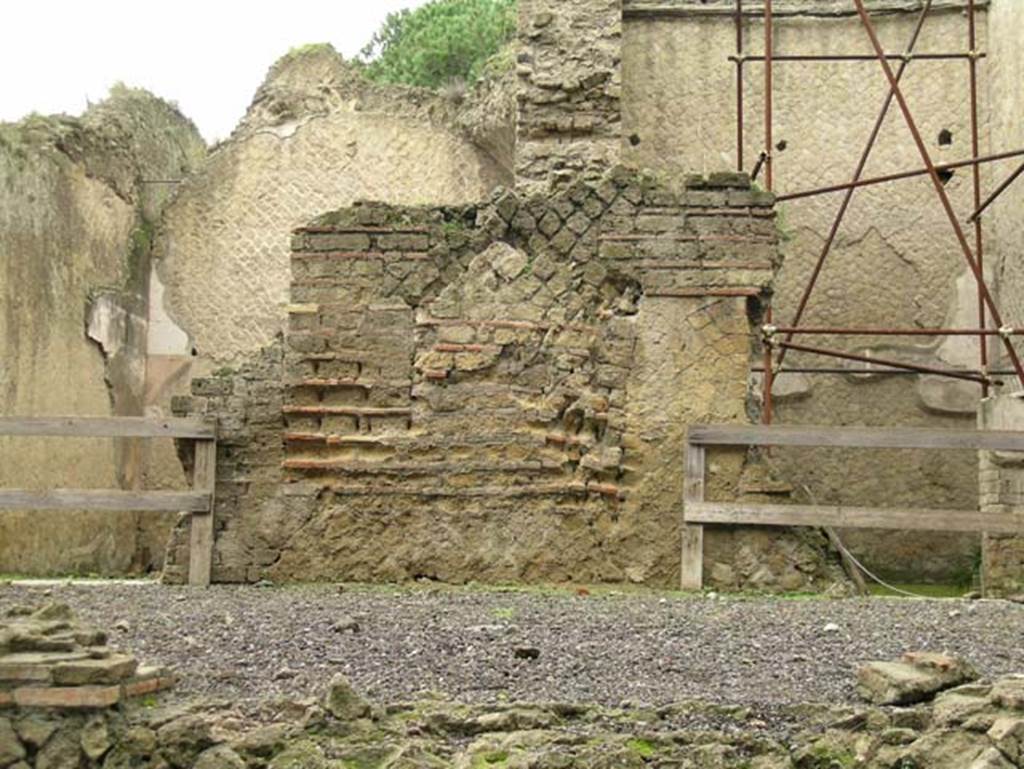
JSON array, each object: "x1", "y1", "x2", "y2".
[
  {"x1": 761, "y1": 0, "x2": 775, "y2": 425},
  {"x1": 776, "y1": 149, "x2": 1024, "y2": 203},
  {"x1": 851, "y1": 0, "x2": 1024, "y2": 390},
  {"x1": 775, "y1": 341, "x2": 996, "y2": 387},
  {"x1": 775, "y1": 0, "x2": 933, "y2": 371},
  {"x1": 967, "y1": 0, "x2": 989, "y2": 396},
  {"x1": 735, "y1": 0, "x2": 745, "y2": 172}
]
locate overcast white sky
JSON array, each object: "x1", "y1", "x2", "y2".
[{"x1": 0, "y1": 1, "x2": 429, "y2": 142}]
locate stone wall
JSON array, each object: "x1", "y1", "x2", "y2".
[
  {"x1": 154, "y1": 47, "x2": 513, "y2": 371},
  {"x1": 141, "y1": 50, "x2": 518, "y2": 550},
  {"x1": 166, "y1": 169, "x2": 842, "y2": 590},
  {"x1": 988, "y1": 0, "x2": 1024, "y2": 332},
  {"x1": 621, "y1": 0, "x2": 996, "y2": 583},
  {"x1": 978, "y1": 395, "x2": 1024, "y2": 598},
  {"x1": 0, "y1": 88, "x2": 206, "y2": 576},
  {"x1": 516, "y1": 0, "x2": 623, "y2": 191}
]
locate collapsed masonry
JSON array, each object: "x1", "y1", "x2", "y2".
[
  {"x1": 0, "y1": 603, "x2": 173, "y2": 711},
  {"x1": 164, "y1": 168, "x2": 844, "y2": 590}
]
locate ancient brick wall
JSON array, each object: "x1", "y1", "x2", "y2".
[
  {"x1": 516, "y1": 0, "x2": 623, "y2": 190},
  {"x1": 978, "y1": 396, "x2": 1024, "y2": 597},
  {"x1": 164, "y1": 169, "x2": 843, "y2": 590}
]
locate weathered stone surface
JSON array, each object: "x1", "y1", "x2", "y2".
[
  {"x1": 34, "y1": 726, "x2": 80, "y2": 769},
  {"x1": 979, "y1": 397, "x2": 1024, "y2": 597},
  {"x1": 80, "y1": 715, "x2": 111, "y2": 760},
  {"x1": 324, "y1": 675, "x2": 370, "y2": 721},
  {"x1": 267, "y1": 740, "x2": 329, "y2": 769},
  {"x1": 0, "y1": 717, "x2": 26, "y2": 766},
  {"x1": 193, "y1": 744, "x2": 246, "y2": 769},
  {"x1": 13, "y1": 685, "x2": 122, "y2": 710},
  {"x1": 988, "y1": 717, "x2": 1024, "y2": 764},
  {"x1": 969, "y1": 746, "x2": 1016, "y2": 769},
  {"x1": 0, "y1": 652, "x2": 90, "y2": 683},
  {"x1": 156, "y1": 715, "x2": 216, "y2": 769},
  {"x1": 0, "y1": 89, "x2": 207, "y2": 579},
  {"x1": 933, "y1": 690, "x2": 992, "y2": 727},
  {"x1": 13, "y1": 715, "x2": 57, "y2": 749},
  {"x1": 991, "y1": 677, "x2": 1024, "y2": 710},
  {"x1": 52, "y1": 654, "x2": 138, "y2": 686},
  {"x1": 857, "y1": 653, "x2": 978, "y2": 705}
]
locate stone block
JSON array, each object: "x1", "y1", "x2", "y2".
[
  {"x1": 324, "y1": 675, "x2": 369, "y2": 721},
  {"x1": 991, "y1": 678, "x2": 1024, "y2": 710},
  {"x1": 0, "y1": 717, "x2": 25, "y2": 766},
  {"x1": 857, "y1": 654, "x2": 978, "y2": 705},
  {"x1": 988, "y1": 717, "x2": 1024, "y2": 763},
  {"x1": 304, "y1": 233, "x2": 371, "y2": 252},
  {"x1": 52, "y1": 654, "x2": 138, "y2": 686},
  {"x1": 13, "y1": 684, "x2": 122, "y2": 709},
  {"x1": 0, "y1": 652, "x2": 89, "y2": 683},
  {"x1": 122, "y1": 667, "x2": 176, "y2": 699},
  {"x1": 378, "y1": 233, "x2": 429, "y2": 251}
]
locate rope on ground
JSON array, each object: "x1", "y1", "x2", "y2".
[{"x1": 799, "y1": 483, "x2": 936, "y2": 600}]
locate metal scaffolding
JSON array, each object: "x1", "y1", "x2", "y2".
[{"x1": 732, "y1": 0, "x2": 1024, "y2": 423}]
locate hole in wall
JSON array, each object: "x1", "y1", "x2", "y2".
[
  {"x1": 938, "y1": 129, "x2": 953, "y2": 146},
  {"x1": 937, "y1": 168, "x2": 955, "y2": 185},
  {"x1": 628, "y1": 133, "x2": 641, "y2": 147},
  {"x1": 775, "y1": 139, "x2": 788, "y2": 152}
]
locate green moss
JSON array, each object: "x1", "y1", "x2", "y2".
[
  {"x1": 471, "y1": 750, "x2": 509, "y2": 768},
  {"x1": 626, "y1": 739, "x2": 655, "y2": 759},
  {"x1": 806, "y1": 743, "x2": 856, "y2": 769},
  {"x1": 127, "y1": 218, "x2": 155, "y2": 287},
  {"x1": 492, "y1": 607, "x2": 515, "y2": 620}
]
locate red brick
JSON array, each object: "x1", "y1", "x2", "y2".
[{"x1": 14, "y1": 684, "x2": 121, "y2": 709}]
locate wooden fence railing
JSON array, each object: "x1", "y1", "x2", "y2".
[
  {"x1": 0, "y1": 417, "x2": 217, "y2": 587},
  {"x1": 682, "y1": 423, "x2": 1024, "y2": 590}
]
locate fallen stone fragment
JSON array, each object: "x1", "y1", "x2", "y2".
[
  {"x1": 13, "y1": 714, "x2": 57, "y2": 748},
  {"x1": 856, "y1": 652, "x2": 978, "y2": 705},
  {"x1": 52, "y1": 653, "x2": 138, "y2": 686},
  {"x1": 193, "y1": 744, "x2": 247, "y2": 769},
  {"x1": 0, "y1": 717, "x2": 26, "y2": 766},
  {"x1": 31, "y1": 604, "x2": 72, "y2": 622},
  {"x1": 80, "y1": 715, "x2": 111, "y2": 760},
  {"x1": 988, "y1": 717, "x2": 1024, "y2": 764},
  {"x1": 331, "y1": 616, "x2": 360, "y2": 633},
  {"x1": 0, "y1": 652, "x2": 90, "y2": 683},
  {"x1": 156, "y1": 714, "x2": 216, "y2": 769},
  {"x1": 969, "y1": 746, "x2": 1015, "y2": 769},
  {"x1": 933, "y1": 690, "x2": 992, "y2": 727},
  {"x1": 323, "y1": 675, "x2": 369, "y2": 721},
  {"x1": 991, "y1": 677, "x2": 1024, "y2": 710}
]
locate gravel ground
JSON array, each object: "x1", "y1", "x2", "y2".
[{"x1": 3, "y1": 582, "x2": 1023, "y2": 715}]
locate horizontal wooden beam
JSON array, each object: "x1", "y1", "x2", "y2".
[
  {"x1": 0, "y1": 417, "x2": 216, "y2": 440},
  {"x1": 686, "y1": 501, "x2": 1022, "y2": 534},
  {"x1": 0, "y1": 490, "x2": 211, "y2": 513},
  {"x1": 688, "y1": 423, "x2": 1024, "y2": 452}
]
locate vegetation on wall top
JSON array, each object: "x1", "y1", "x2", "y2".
[{"x1": 358, "y1": 0, "x2": 517, "y2": 89}]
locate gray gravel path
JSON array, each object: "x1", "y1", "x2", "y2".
[{"x1": 2, "y1": 582, "x2": 1022, "y2": 714}]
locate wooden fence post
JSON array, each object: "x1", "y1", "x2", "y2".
[
  {"x1": 188, "y1": 438, "x2": 217, "y2": 587},
  {"x1": 681, "y1": 439, "x2": 706, "y2": 590}
]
